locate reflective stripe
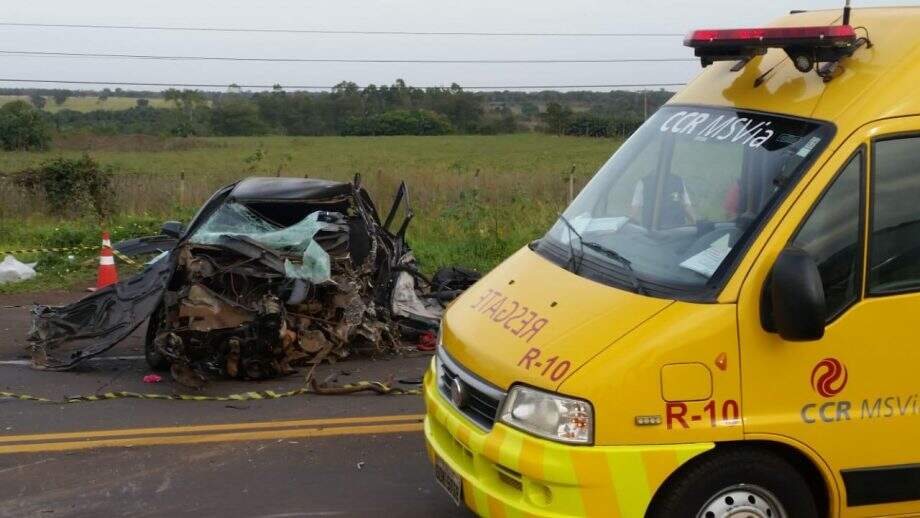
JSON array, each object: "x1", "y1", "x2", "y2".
[
  {"x1": 642, "y1": 449, "x2": 680, "y2": 496},
  {"x1": 519, "y1": 435, "x2": 544, "y2": 479},
  {"x1": 570, "y1": 449, "x2": 614, "y2": 517},
  {"x1": 425, "y1": 370, "x2": 715, "y2": 517},
  {"x1": 483, "y1": 425, "x2": 506, "y2": 463},
  {"x1": 487, "y1": 495, "x2": 507, "y2": 518},
  {"x1": 470, "y1": 483, "x2": 490, "y2": 516},
  {"x1": 498, "y1": 427, "x2": 524, "y2": 471},
  {"x1": 99, "y1": 255, "x2": 115, "y2": 266},
  {"x1": 609, "y1": 450, "x2": 651, "y2": 517}
]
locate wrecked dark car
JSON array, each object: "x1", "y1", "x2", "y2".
[{"x1": 28, "y1": 177, "x2": 478, "y2": 383}]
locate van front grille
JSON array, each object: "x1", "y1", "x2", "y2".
[{"x1": 438, "y1": 351, "x2": 505, "y2": 430}]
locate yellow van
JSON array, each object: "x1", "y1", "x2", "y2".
[{"x1": 424, "y1": 6, "x2": 920, "y2": 518}]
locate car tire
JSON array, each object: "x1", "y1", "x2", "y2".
[
  {"x1": 144, "y1": 304, "x2": 170, "y2": 371},
  {"x1": 647, "y1": 447, "x2": 819, "y2": 518}
]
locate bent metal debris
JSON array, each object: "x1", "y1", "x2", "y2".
[{"x1": 27, "y1": 176, "x2": 479, "y2": 385}]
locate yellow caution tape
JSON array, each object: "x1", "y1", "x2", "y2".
[
  {"x1": 0, "y1": 381, "x2": 420, "y2": 405},
  {"x1": 0, "y1": 244, "x2": 137, "y2": 266},
  {"x1": 109, "y1": 248, "x2": 138, "y2": 266},
  {"x1": 0, "y1": 245, "x2": 98, "y2": 255}
]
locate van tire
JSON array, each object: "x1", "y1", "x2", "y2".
[
  {"x1": 646, "y1": 447, "x2": 818, "y2": 518},
  {"x1": 144, "y1": 304, "x2": 170, "y2": 371}
]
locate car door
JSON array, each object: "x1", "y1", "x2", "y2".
[{"x1": 737, "y1": 118, "x2": 920, "y2": 517}]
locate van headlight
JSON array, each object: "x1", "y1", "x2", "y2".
[
  {"x1": 434, "y1": 324, "x2": 444, "y2": 379},
  {"x1": 499, "y1": 385, "x2": 593, "y2": 445},
  {"x1": 434, "y1": 353, "x2": 444, "y2": 381}
]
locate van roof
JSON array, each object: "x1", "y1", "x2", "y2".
[{"x1": 670, "y1": 7, "x2": 920, "y2": 128}]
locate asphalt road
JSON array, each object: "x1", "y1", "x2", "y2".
[{"x1": 0, "y1": 290, "x2": 471, "y2": 517}]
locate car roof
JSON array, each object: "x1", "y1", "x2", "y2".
[
  {"x1": 671, "y1": 7, "x2": 920, "y2": 129},
  {"x1": 229, "y1": 177, "x2": 353, "y2": 201}
]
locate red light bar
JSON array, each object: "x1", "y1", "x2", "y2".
[
  {"x1": 685, "y1": 25, "x2": 856, "y2": 47},
  {"x1": 684, "y1": 24, "x2": 859, "y2": 71}
]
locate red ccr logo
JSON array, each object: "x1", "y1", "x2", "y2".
[{"x1": 811, "y1": 358, "x2": 848, "y2": 398}]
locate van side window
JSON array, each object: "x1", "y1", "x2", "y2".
[
  {"x1": 791, "y1": 151, "x2": 863, "y2": 320},
  {"x1": 869, "y1": 136, "x2": 920, "y2": 294}
]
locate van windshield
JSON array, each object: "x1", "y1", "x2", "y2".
[{"x1": 536, "y1": 105, "x2": 833, "y2": 299}]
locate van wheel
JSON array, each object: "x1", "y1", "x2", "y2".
[
  {"x1": 144, "y1": 304, "x2": 170, "y2": 371},
  {"x1": 647, "y1": 448, "x2": 818, "y2": 518}
]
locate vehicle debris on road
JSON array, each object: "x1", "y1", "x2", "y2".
[{"x1": 27, "y1": 176, "x2": 480, "y2": 384}]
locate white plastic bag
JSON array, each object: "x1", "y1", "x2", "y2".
[{"x1": 0, "y1": 255, "x2": 37, "y2": 284}]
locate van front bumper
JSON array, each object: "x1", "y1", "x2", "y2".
[{"x1": 423, "y1": 360, "x2": 713, "y2": 517}]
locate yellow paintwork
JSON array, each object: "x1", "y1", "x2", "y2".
[
  {"x1": 426, "y1": 7, "x2": 920, "y2": 517},
  {"x1": 425, "y1": 364, "x2": 713, "y2": 517},
  {"x1": 660, "y1": 363, "x2": 712, "y2": 402},
  {"x1": 443, "y1": 247, "x2": 672, "y2": 392},
  {"x1": 737, "y1": 114, "x2": 920, "y2": 518}
]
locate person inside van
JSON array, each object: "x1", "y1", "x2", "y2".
[{"x1": 629, "y1": 173, "x2": 697, "y2": 229}]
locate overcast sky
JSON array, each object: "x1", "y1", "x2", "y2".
[{"x1": 0, "y1": 0, "x2": 911, "y2": 92}]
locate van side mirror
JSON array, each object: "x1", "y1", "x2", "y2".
[
  {"x1": 769, "y1": 247, "x2": 826, "y2": 341},
  {"x1": 161, "y1": 221, "x2": 185, "y2": 239}
]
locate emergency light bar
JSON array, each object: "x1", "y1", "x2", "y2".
[{"x1": 684, "y1": 25, "x2": 858, "y2": 73}]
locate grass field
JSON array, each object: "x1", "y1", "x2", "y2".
[
  {"x1": 0, "y1": 134, "x2": 620, "y2": 293},
  {"x1": 0, "y1": 95, "x2": 172, "y2": 113}
]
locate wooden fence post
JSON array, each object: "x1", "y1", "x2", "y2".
[{"x1": 568, "y1": 165, "x2": 576, "y2": 204}]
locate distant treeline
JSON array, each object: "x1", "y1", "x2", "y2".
[
  {"x1": 2, "y1": 81, "x2": 674, "y2": 140},
  {"x1": 0, "y1": 87, "x2": 161, "y2": 99}
]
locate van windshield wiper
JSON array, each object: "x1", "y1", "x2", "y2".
[
  {"x1": 556, "y1": 214, "x2": 646, "y2": 294},
  {"x1": 581, "y1": 240, "x2": 646, "y2": 295},
  {"x1": 556, "y1": 214, "x2": 585, "y2": 274}
]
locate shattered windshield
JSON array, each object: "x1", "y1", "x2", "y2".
[
  {"x1": 537, "y1": 105, "x2": 833, "y2": 298},
  {"x1": 190, "y1": 202, "x2": 340, "y2": 283}
]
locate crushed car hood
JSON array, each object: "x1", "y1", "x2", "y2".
[
  {"x1": 441, "y1": 246, "x2": 673, "y2": 391},
  {"x1": 25, "y1": 183, "x2": 237, "y2": 370},
  {"x1": 28, "y1": 176, "x2": 475, "y2": 377},
  {"x1": 28, "y1": 256, "x2": 173, "y2": 370}
]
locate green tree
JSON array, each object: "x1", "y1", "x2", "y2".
[
  {"x1": 136, "y1": 98, "x2": 149, "y2": 107},
  {"x1": 29, "y1": 94, "x2": 47, "y2": 110},
  {"x1": 211, "y1": 97, "x2": 267, "y2": 136},
  {"x1": 0, "y1": 100, "x2": 50, "y2": 150},
  {"x1": 14, "y1": 155, "x2": 115, "y2": 219},
  {"x1": 255, "y1": 85, "x2": 290, "y2": 133},
  {"x1": 164, "y1": 89, "x2": 208, "y2": 136},
  {"x1": 99, "y1": 88, "x2": 112, "y2": 102},
  {"x1": 494, "y1": 106, "x2": 518, "y2": 134},
  {"x1": 342, "y1": 109, "x2": 452, "y2": 136},
  {"x1": 540, "y1": 102, "x2": 573, "y2": 135},
  {"x1": 520, "y1": 102, "x2": 539, "y2": 119},
  {"x1": 52, "y1": 91, "x2": 69, "y2": 106},
  {"x1": 564, "y1": 113, "x2": 610, "y2": 137}
]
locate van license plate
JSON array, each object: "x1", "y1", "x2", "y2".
[{"x1": 434, "y1": 456, "x2": 462, "y2": 506}]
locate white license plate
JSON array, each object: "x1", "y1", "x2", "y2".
[{"x1": 434, "y1": 456, "x2": 463, "y2": 506}]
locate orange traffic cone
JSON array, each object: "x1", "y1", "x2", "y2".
[{"x1": 95, "y1": 231, "x2": 118, "y2": 289}]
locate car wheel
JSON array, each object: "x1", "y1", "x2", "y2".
[
  {"x1": 647, "y1": 447, "x2": 819, "y2": 518},
  {"x1": 144, "y1": 304, "x2": 170, "y2": 371}
]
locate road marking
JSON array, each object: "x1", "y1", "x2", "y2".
[
  {"x1": 0, "y1": 355, "x2": 144, "y2": 367},
  {"x1": 0, "y1": 458, "x2": 54, "y2": 474},
  {"x1": 0, "y1": 414, "x2": 425, "y2": 444},
  {"x1": 0, "y1": 422, "x2": 424, "y2": 454}
]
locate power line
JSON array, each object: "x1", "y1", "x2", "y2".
[
  {"x1": 0, "y1": 78, "x2": 687, "y2": 90},
  {"x1": 0, "y1": 49, "x2": 695, "y2": 64},
  {"x1": 0, "y1": 21, "x2": 684, "y2": 37}
]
